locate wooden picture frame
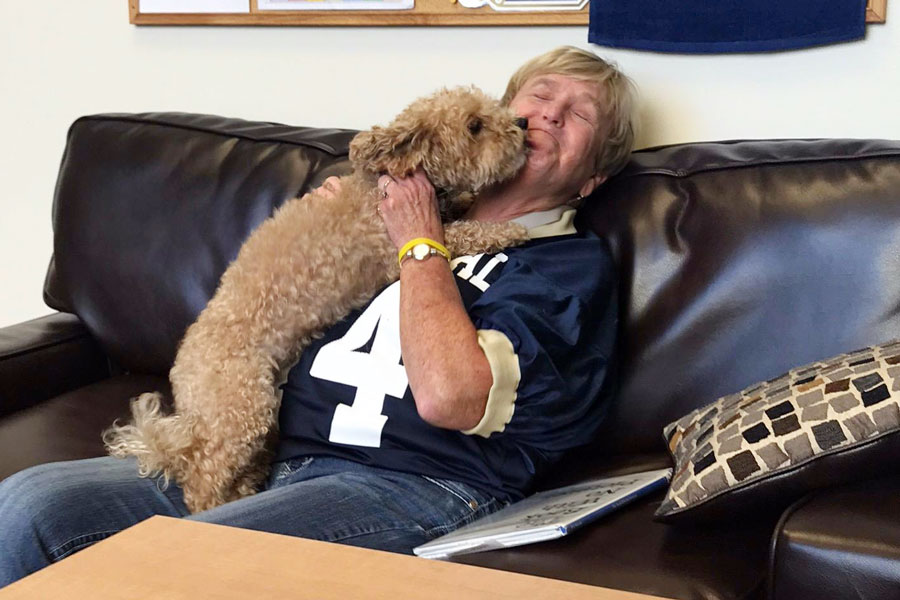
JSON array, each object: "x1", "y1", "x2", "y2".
[
  {"x1": 867, "y1": 0, "x2": 888, "y2": 23},
  {"x1": 129, "y1": 0, "x2": 887, "y2": 27},
  {"x1": 129, "y1": 0, "x2": 588, "y2": 25}
]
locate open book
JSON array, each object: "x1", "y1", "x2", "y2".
[{"x1": 414, "y1": 468, "x2": 672, "y2": 560}]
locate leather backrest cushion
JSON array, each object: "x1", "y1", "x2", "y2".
[
  {"x1": 44, "y1": 113, "x2": 356, "y2": 375},
  {"x1": 580, "y1": 139, "x2": 900, "y2": 454}
]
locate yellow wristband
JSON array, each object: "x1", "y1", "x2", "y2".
[{"x1": 398, "y1": 238, "x2": 451, "y2": 267}]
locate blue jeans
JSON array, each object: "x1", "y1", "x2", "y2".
[{"x1": 0, "y1": 456, "x2": 502, "y2": 588}]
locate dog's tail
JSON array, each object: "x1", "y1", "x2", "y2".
[{"x1": 102, "y1": 392, "x2": 194, "y2": 488}]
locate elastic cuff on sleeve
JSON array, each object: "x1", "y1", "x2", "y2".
[{"x1": 462, "y1": 329, "x2": 520, "y2": 438}]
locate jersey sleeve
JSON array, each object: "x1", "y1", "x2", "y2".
[{"x1": 462, "y1": 236, "x2": 618, "y2": 452}]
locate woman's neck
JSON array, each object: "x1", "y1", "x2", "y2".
[{"x1": 466, "y1": 178, "x2": 569, "y2": 223}]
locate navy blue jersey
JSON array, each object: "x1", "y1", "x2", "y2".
[{"x1": 276, "y1": 228, "x2": 617, "y2": 502}]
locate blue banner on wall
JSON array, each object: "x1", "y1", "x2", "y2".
[{"x1": 588, "y1": 0, "x2": 868, "y2": 54}]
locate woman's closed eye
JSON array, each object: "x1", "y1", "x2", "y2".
[{"x1": 571, "y1": 107, "x2": 594, "y2": 124}]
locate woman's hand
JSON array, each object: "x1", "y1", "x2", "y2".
[
  {"x1": 302, "y1": 176, "x2": 342, "y2": 201},
  {"x1": 377, "y1": 170, "x2": 444, "y2": 250}
]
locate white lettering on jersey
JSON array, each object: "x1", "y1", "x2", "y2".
[
  {"x1": 310, "y1": 281, "x2": 407, "y2": 447},
  {"x1": 451, "y1": 252, "x2": 508, "y2": 292}
]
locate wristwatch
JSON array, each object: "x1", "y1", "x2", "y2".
[{"x1": 401, "y1": 242, "x2": 448, "y2": 265}]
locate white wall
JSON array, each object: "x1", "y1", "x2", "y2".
[{"x1": 2, "y1": 1, "x2": 898, "y2": 327}]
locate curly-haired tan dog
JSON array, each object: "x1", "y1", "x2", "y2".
[{"x1": 103, "y1": 86, "x2": 531, "y2": 513}]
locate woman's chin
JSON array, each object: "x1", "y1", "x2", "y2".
[{"x1": 520, "y1": 158, "x2": 553, "y2": 181}]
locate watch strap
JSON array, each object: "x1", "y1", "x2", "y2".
[{"x1": 397, "y1": 237, "x2": 451, "y2": 267}]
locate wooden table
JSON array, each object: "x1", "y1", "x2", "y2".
[{"x1": 1, "y1": 516, "x2": 670, "y2": 599}]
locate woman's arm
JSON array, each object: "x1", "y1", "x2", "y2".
[
  {"x1": 378, "y1": 171, "x2": 492, "y2": 430},
  {"x1": 397, "y1": 254, "x2": 492, "y2": 430}
]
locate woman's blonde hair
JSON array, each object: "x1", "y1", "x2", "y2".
[{"x1": 502, "y1": 46, "x2": 638, "y2": 180}]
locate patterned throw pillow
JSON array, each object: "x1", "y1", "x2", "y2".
[{"x1": 655, "y1": 339, "x2": 900, "y2": 522}]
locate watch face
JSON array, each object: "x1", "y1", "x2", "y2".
[{"x1": 412, "y1": 243, "x2": 431, "y2": 260}]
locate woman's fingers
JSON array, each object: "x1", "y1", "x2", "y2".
[
  {"x1": 318, "y1": 176, "x2": 342, "y2": 199},
  {"x1": 376, "y1": 171, "x2": 443, "y2": 249}
]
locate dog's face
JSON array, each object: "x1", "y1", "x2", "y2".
[{"x1": 349, "y1": 86, "x2": 527, "y2": 208}]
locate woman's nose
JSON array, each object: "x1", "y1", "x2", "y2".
[{"x1": 541, "y1": 103, "x2": 563, "y2": 125}]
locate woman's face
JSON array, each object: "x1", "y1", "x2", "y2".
[{"x1": 509, "y1": 74, "x2": 605, "y2": 199}]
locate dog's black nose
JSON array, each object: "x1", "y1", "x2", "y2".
[{"x1": 515, "y1": 117, "x2": 528, "y2": 130}]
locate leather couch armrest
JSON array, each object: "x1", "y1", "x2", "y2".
[
  {"x1": 0, "y1": 313, "x2": 111, "y2": 418},
  {"x1": 769, "y1": 475, "x2": 900, "y2": 600}
]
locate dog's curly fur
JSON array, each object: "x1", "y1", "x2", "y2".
[{"x1": 102, "y1": 86, "x2": 532, "y2": 513}]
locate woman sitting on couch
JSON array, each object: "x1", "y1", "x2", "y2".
[{"x1": 0, "y1": 45, "x2": 636, "y2": 587}]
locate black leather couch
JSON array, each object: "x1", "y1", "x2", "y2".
[{"x1": 2, "y1": 113, "x2": 899, "y2": 600}]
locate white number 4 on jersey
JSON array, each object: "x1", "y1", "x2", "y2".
[{"x1": 309, "y1": 282, "x2": 408, "y2": 447}]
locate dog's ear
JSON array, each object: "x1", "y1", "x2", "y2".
[
  {"x1": 349, "y1": 126, "x2": 392, "y2": 173},
  {"x1": 349, "y1": 126, "x2": 429, "y2": 177}
]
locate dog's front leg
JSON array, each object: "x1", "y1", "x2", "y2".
[{"x1": 443, "y1": 220, "x2": 529, "y2": 257}]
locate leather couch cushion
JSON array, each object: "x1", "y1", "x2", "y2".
[
  {"x1": 581, "y1": 139, "x2": 900, "y2": 456},
  {"x1": 770, "y1": 476, "x2": 900, "y2": 600},
  {"x1": 44, "y1": 113, "x2": 356, "y2": 375},
  {"x1": 0, "y1": 374, "x2": 168, "y2": 481},
  {"x1": 457, "y1": 456, "x2": 783, "y2": 600}
]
